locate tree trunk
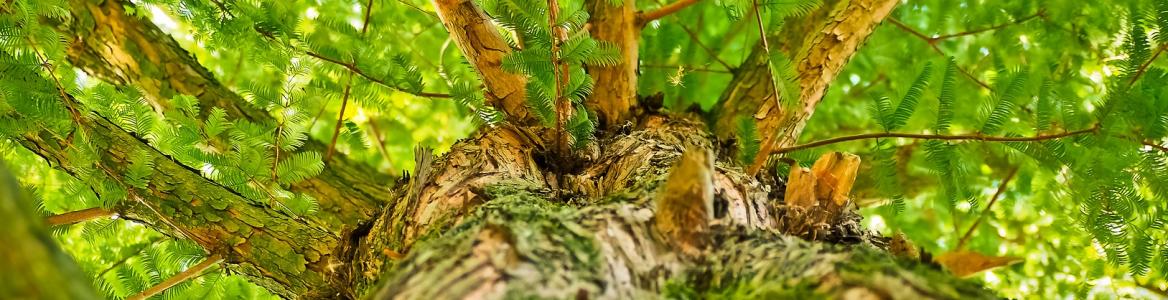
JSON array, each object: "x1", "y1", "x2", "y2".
[{"x1": 5, "y1": 0, "x2": 1001, "y2": 299}]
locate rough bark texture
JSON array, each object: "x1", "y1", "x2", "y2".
[
  {"x1": 12, "y1": 88, "x2": 339, "y2": 297},
  {"x1": 712, "y1": 0, "x2": 842, "y2": 139},
  {"x1": 6, "y1": 0, "x2": 1002, "y2": 299},
  {"x1": 431, "y1": 0, "x2": 535, "y2": 125},
  {"x1": 584, "y1": 0, "x2": 640, "y2": 129},
  {"x1": 356, "y1": 115, "x2": 992, "y2": 299},
  {"x1": 59, "y1": 0, "x2": 388, "y2": 232},
  {"x1": 714, "y1": 0, "x2": 898, "y2": 160},
  {"x1": 0, "y1": 163, "x2": 98, "y2": 300}
]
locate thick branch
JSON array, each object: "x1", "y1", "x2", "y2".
[
  {"x1": 46, "y1": 207, "x2": 114, "y2": 226},
  {"x1": 712, "y1": 0, "x2": 841, "y2": 139},
  {"x1": 637, "y1": 0, "x2": 701, "y2": 24},
  {"x1": 585, "y1": 0, "x2": 640, "y2": 128},
  {"x1": 59, "y1": 0, "x2": 387, "y2": 230},
  {"x1": 7, "y1": 76, "x2": 339, "y2": 296},
  {"x1": 431, "y1": 0, "x2": 534, "y2": 124},
  {"x1": 745, "y1": 0, "x2": 901, "y2": 175},
  {"x1": 127, "y1": 254, "x2": 223, "y2": 300},
  {"x1": 772, "y1": 126, "x2": 1098, "y2": 155}
]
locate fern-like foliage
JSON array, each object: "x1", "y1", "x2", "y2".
[
  {"x1": 980, "y1": 68, "x2": 1029, "y2": 135},
  {"x1": 736, "y1": 116, "x2": 761, "y2": 164},
  {"x1": 488, "y1": 0, "x2": 617, "y2": 145}
]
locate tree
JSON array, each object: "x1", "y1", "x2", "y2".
[{"x1": 1, "y1": 0, "x2": 1166, "y2": 299}]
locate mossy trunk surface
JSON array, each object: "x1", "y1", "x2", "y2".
[{"x1": 1, "y1": 0, "x2": 1004, "y2": 299}]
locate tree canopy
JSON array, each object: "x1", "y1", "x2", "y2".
[{"x1": 1, "y1": 0, "x2": 1167, "y2": 298}]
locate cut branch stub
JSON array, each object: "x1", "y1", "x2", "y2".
[
  {"x1": 810, "y1": 152, "x2": 860, "y2": 207},
  {"x1": 785, "y1": 152, "x2": 861, "y2": 209},
  {"x1": 653, "y1": 146, "x2": 715, "y2": 258},
  {"x1": 784, "y1": 166, "x2": 818, "y2": 208}
]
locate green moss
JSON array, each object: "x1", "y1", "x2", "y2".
[{"x1": 372, "y1": 185, "x2": 605, "y2": 298}]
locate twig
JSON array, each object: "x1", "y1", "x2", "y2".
[
  {"x1": 208, "y1": 0, "x2": 237, "y2": 19},
  {"x1": 956, "y1": 167, "x2": 1019, "y2": 250},
  {"x1": 326, "y1": 73, "x2": 355, "y2": 161},
  {"x1": 126, "y1": 254, "x2": 223, "y2": 300},
  {"x1": 304, "y1": 52, "x2": 452, "y2": 98},
  {"x1": 28, "y1": 38, "x2": 85, "y2": 125},
  {"x1": 96, "y1": 237, "x2": 164, "y2": 278},
  {"x1": 46, "y1": 207, "x2": 114, "y2": 226},
  {"x1": 887, "y1": 18, "x2": 993, "y2": 90},
  {"x1": 930, "y1": 10, "x2": 1045, "y2": 42},
  {"x1": 365, "y1": 115, "x2": 395, "y2": 170},
  {"x1": 327, "y1": 0, "x2": 374, "y2": 162},
  {"x1": 1128, "y1": 44, "x2": 1167, "y2": 87},
  {"x1": 638, "y1": 0, "x2": 701, "y2": 24},
  {"x1": 640, "y1": 64, "x2": 732, "y2": 73},
  {"x1": 772, "y1": 126, "x2": 1098, "y2": 155},
  {"x1": 1143, "y1": 140, "x2": 1168, "y2": 153},
  {"x1": 677, "y1": 24, "x2": 735, "y2": 71}
]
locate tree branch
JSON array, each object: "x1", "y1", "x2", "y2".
[
  {"x1": 585, "y1": 0, "x2": 640, "y2": 128},
  {"x1": 886, "y1": 18, "x2": 993, "y2": 90},
  {"x1": 303, "y1": 51, "x2": 452, "y2": 98},
  {"x1": 61, "y1": 0, "x2": 388, "y2": 231},
  {"x1": 1128, "y1": 44, "x2": 1167, "y2": 87},
  {"x1": 637, "y1": 0, "x2": 700, "y2": 24},
  {"x1": 772, "y1": 126, "x2": 1098, "y2": 155},
  {"x1": 46, "y1": 207, "x2": 114, "y2": 226},
  {"x1": 126, "y1": 254, "x2": 223, "y2": 300},
  {"x1": 744, "y1": 0, "x2": 901, "y2": 175},
  {"x1": 431, "y1": 0, "x2": 534, "y2": 124},
  {"x1": 677, "y1": 24, "x2": 734, "y2": 71},
  {"x1": 956, "y1": 167, "x2": 1019, "y2": 250}
]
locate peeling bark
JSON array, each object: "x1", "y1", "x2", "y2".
[
  {"x1": 431, "y1": 0, "x2": 535, "y2": 125},
  {"x1": 713, "y1": 0, "x2": 897, "y2": 161},
  {"x1": 585, "y1": 0, "x2": 640, "y2": 129}
]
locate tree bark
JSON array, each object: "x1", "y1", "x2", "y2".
[
  {"x1": 714, "y1": 0, "x2": 899, "y2": 171},
  {"x1": 59, "y1": 0, "x2": 390, "y2": 232},
  {"x1": 430, "y1": 0, "x2": 535, "y2": 125},
  {"x1": 584, "y1": 0, "x2": 640, "y2": 129},
  {"x1": 5, "y1": 0, "x2": 1002, "y2": 299}
]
